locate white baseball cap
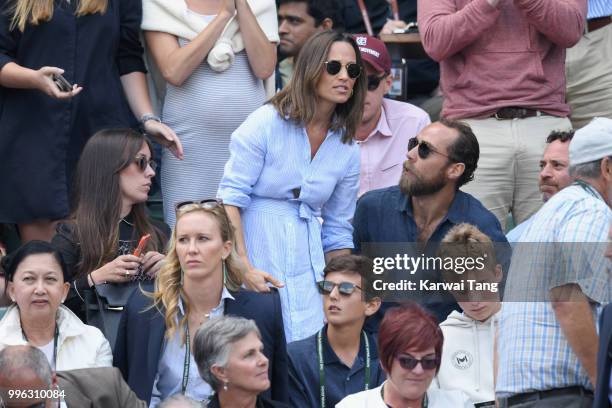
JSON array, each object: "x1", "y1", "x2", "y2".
[{"x1": 569, "y1": 117, "x2": 612, "y2": 166}]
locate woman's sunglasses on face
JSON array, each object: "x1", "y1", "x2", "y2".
[
  {"x1": 175, "y1": 198, "x2": 223, "y2": 217},
  {"x1": 367, "y1": 74, "x2": 386, "y2": 91},
  {"x1": 317, "y1": 280, "x2": 362, "y2": 296},
  {"x1": 134, "y1": 155, "x2": 157, "y2": 172},
  {"x1": 397, "y1": 354, "x2": 438, "y2": 371},
  {"x1": 407, "y1": 138, "x2": 451, "y2": 160},
  {"x1": 323, "y1": 60, "x2": 362, "y2": 79}
]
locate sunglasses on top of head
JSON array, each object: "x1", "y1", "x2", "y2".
[
  {"x1": 175, "y1": 198, "x2": 223, "y2": 216},
  {"x1": 323, "y1": 60, "x2": 362, "y2": 79},
  {"x1": 397, "y1": 355, "x2": 438, "y2": 371},
  {"x1": 133, "y1": 155, "x2": 157, "y2": 172},
  {"x1": 367, "y1": 74, "x2": 387, "y2": 91},
  {"x1": 317, "y1": 280, "x2": 362, "y2": 296},
  {"x1": 407, "y1": 138, "x2": 451, "y2": 160}
]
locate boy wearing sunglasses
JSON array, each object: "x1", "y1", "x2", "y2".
[
  {"x1": 287, "y1": 255, "x2": 384, "y2": 408},
  {"x1": 353, "y1": 34, "x2": 430, "y2": 197}
]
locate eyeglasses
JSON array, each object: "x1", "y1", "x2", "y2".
[
  {"x1": 367, "y1": 74, "x2": 386, "y2": 91},
  {"x1": 317, "y1": 280, "x2": 362, "y2": 296},
  {"x1": 175, "y1": 198, "x2": 223, "y2": 216},
  {"x1": 397, "y1": 355, "x2": 438, "y2": 371},
  {"x1": 324, "y1": 60, "x2": 362, "y2": 79},
  {"x1": 134, "y1": 155, "x2": 157, "y2": 172},
  {"x1": 407, "y1": 138, "x2": 450, "y2": 160}
]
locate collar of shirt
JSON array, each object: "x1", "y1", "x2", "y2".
[
  {"x1": 361, "y1": 105, "x2": 393, "y2": 143},
  {"x1": 177, "y1": 286, "x2": 235, "y2": 318},
  {"x1": 396, "y1": 190, "x2": 466, "y2": 225},
  {"x1": 321, "y1": 324, "x2": 378, "y2": 367}
]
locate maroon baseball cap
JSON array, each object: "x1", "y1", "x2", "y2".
[{"x1": 353, "y1": 34, "x2": 391, "y2": 74}]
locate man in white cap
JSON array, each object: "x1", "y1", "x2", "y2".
[{"x1": 496, "y1": 117, "x2": 612, "y2": 407}]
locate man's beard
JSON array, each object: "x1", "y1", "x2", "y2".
[{"x1": 399, "y1": 167, "x2": 447, "y2": 197}]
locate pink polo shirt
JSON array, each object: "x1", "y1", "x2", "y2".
[{"x1": 358, "y1": 98, "x2": 430, "y2": 196}]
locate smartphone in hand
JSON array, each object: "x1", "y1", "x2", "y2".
[
  {"x1": 133, "y1": 234, "x2": 151, "y2": 257},
  {"x1": 52, "y1": 74, "x2": 73, "y2": 92}
]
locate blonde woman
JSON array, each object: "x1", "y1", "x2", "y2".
[
  {"x1": 113, "y1": 200, "x2": 287, "y2": 406},
  {"x1": 0, "y1": 0, "x2": 182, "y2": 242}
]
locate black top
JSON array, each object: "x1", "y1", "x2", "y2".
[
  {"x1": 0, "y1": 0, "x2": 146, "y2": 223},
  {"x1": 205, "y1": 394, "x2": 290, "y2": 408},
  {"x1": 113, "y1": 288, "x2": 289, "y2": 404},
  {"x1": 51, "y1": 212, "x2": 170, "y2": 320},
  {"x1": 288, "y1": 324, "x2": 386, "y2": 408}
]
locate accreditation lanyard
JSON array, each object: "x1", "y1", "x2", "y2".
[
  {"x1": 21, "y1": 323, "x2": 59, "y2": 371},
  {"x1": 574, "y1": 179, "x2": 602, "y2": 201},
  {"x1": 182, "y1": 322, "x2": 191, "y2": 394},
  {"x1": 317, "y1": 329, "x2": 370, "y2": 408}
]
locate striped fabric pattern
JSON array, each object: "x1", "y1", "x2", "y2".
[
  {"x1": 588, "y1": 0, "x2": 612, "y2": 19},
  {"x1": 218, "y1": 104, "x2": 360, "y2": 342},
  {"x1": 497, "y1": 184, "x2": 612, "y2": 396},
  {"x1": 161, "y1": 47, "x2": 265, "y2": 228}
]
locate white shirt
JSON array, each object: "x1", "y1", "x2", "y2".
[{"x1": 336, "y1": 382, "x2": 474, "y2": 407}]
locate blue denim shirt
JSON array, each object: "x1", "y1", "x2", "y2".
[
  {"x1": 353, "y1": 185, "x2": 510, "y2": 327},
  {"x1": 288, "y1": 325, "x2": 386, "y2": 408}
]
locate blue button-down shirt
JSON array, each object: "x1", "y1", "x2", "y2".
[
  {"x1": 353, "y1": 185, "x2": 510, "y2": 326},
  {"x1": 588, "y1": 0, "x2": 612, "y2": 19},
  {"x1": 288, "y1": 325, "x2": 386, "y2": 408}
]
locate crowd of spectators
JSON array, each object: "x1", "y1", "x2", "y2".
[{"x1": 0, "y1": 0, "x2": 611, "y2": 407}]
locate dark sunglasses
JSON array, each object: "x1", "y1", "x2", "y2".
[
  {"x1": 407, "y1": 138, "x2": 450, "y2": 160},
  {"x1": 397, "y1": 355, "x2": 438, "y2": 371},
  {"x1": 324, "y1": 60, "x2": 361, "y2": 79},
  {"x1": 134, "y1": 155, "x2": 157, "y2": 172},
  {"x1": 175, "y1": 198, "x2": 223, "y2": 216},
  {"x1": 367, "y1": 74, "x2": 386, "y2": 91},
  {"x1": 317, "y1": 280, "x2": 362, "y2": 296}
]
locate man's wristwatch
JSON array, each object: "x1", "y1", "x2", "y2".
[{"x1": 140, "y1": 113, "x2": 161, "y2": 125}]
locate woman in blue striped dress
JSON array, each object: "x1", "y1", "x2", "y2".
[
  {"x1": 142, "y1": 0, "x2": 279, "y2": 227},
  {"x1": 218, "y1": 31, "x2": 367, "y2": 342}
]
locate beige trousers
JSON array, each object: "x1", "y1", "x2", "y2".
[
  {"x1": 566, "y1": 24, "x2": 612, "y2": 129},
  {"x1": 461, "y1": 116, "x2": 572, "y2": 230}
]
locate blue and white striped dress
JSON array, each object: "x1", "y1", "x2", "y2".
[
  {"x1": 218, "y1": 104, "x2": 360, "y2": 342},
  {"x1": 161, "y1": 37, "x2": 266, "y2": 228}
]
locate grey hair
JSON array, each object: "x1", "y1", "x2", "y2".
[
  {"x1": 0, "y1": 345, "x2": 53, "y2": 386},
  {"x1": 193, "y1": 316, "x2": 261, "y2": 390},
  {"x1": 569, "y1": 158, "x2": 603, "y2": 178},
  {"x1": 157, "y1": 393, "x2": 202, "y2": 408}
]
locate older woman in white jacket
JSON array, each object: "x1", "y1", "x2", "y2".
[{"x1": 0, "y1": 241, "x2": 111, "y2": 369}]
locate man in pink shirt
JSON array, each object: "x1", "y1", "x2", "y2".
[
  {"x1": 354, "y1": 34, "x2": 430, "y2": 196},
  {"x1": 418, "y1": 0, "x2": 586, "y2": 229}
]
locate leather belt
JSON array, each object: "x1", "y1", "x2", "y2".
[
  {"x1": 494, "y1": 107, "x2": 545, "y2": 120},
  {"x1": 506, "y1": 386, "x2": 593, "y2": 406},
  {"x1": 587, "y1": 16, "x2": 611, "y2": 32}
]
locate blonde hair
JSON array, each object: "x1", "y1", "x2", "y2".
[
  {"x1": 147, "y1": 205, "x2": 246, "y2": 343},
  {"x1": 9, "y1": 0, "x2": 107, "y2": 32}
]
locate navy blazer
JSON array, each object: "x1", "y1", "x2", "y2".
[
  {"x1": 595, "y1": 303, "x2": 612, "y2": 408},
  {"x1": 113, "y1": 288, "x2": 288, "y2": 404}
]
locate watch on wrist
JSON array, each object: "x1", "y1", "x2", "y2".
[{"x1": 140, "y1": 113, "x2": 161, "y2": 125}]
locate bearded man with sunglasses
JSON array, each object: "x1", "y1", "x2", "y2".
[
  {"x1": 287, "y1": 255, "x2": 384, "y2": 408},
  {"x1": 353, "y1": 35, "x2": 431, "y2": 197},
  {"x1": 353, "y1": 119, "x2": 509, "y2": 327}
]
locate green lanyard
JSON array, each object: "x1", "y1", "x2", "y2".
[
  {"x1": 317, "y1": 329, "x2": 370, "y2": 408},
  {"x1": 182, "y1": 320, "x2": 191, "y2": 394},
  {"x1": 21, "y1": 322, "x2": 59, "y2": 371},
  {"x1": 380, "y1": 383, "x2": 428, "y2": 408},
  {"x1": 574, "y1": 179, "x2": 602, "y2": 201}
]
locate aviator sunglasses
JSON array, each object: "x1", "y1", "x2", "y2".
[
  {"x1": 397, "y1": 355, "x2": 438, "y2": 371},
  {"x1": 134, "y1": 155, "x2": 157, "y2": 172},
  {"x1": 317, "y1": 280, "x2": 362, "y2": 296},
  {"x1": 175, "y1": 198, "x2": 223, "y2": 216},
  {"x1": 324, "y1": 60, "x2": 362, "y2": 79},
  {"x1": 407, "y1": 138, "x2": 451, "y2": 160}
]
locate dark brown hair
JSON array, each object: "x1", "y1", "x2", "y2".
[
  {"x1": 71, "y1": 128, "x2": 166, "y2": 278},
  {"x1": 439, "y1": 118, "x2": 479, "y2": 188},
  {"x1": 323, "y1": 254, "x2": 377, "y2": 300},
  {"x1": 270, "y1": 30, "x2": 367, "y2": 143}
]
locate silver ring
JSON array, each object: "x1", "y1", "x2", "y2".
[{"x1": 125, "y1": 270, "x2": 129, "y2": 277}]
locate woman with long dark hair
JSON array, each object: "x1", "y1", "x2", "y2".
[
  {"x1": 52, "y1": 128, "x2": 169, "y2": 327},
  {"x1": 217, "y1": 30, "x2": 367, "y2": 342}
]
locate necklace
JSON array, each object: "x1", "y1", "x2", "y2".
[{"x1": 120, "y1": 217, "x2": 134, "y2": 227}]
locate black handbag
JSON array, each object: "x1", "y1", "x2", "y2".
[{"x1": 84, "y1": 281, "x2": 153, "y2": 350}]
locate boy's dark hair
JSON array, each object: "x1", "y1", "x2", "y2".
[
  {"x1": 278, "y1": 0, "x2": 344, "y2": 29},
  {"x1": 323, "y1": 254, "x2": 377, "y2": 300}
]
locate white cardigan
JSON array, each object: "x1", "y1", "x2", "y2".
[
  {"x1": 336, "y1": 383, "x2": 474, "y2": 408},
  {"x1": 0, "y1": 305, "x2": 112, "y2": 370}
]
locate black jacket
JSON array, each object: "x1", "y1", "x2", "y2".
[
  {"x1": 594, "y1": 303, "x2": 612, "y2": 408},
  {"x1": 113, "y1": 288, "x2": 288, "y2": 404}
]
